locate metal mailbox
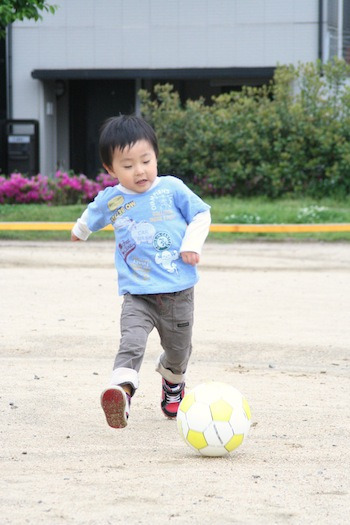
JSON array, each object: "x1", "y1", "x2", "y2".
[{"x1": 5, "y1": 120, "x2": 39, "y2": 175}]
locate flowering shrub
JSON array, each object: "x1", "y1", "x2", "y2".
[
  {"x1": 0, "y1": 171, "x2": 117, "y2": 205},
  {"x1": 0, "y1": 173, "x2": 55, "y2": 204},
  {"x1": 140, "y1": 59, "x2": 350, "y2": 198}
]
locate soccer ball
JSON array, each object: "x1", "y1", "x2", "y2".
[{"x1": 177, "y1": 381, "x2": 251, "y2": 457}]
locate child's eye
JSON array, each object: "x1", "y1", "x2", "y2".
[
  {"x1": 143, "y1": 160, "x2": 150, "y2": 164},
  {"x1": 123, "y1": 165, "x2": 132, "y2": 169}
]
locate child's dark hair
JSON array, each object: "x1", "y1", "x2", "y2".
[{"x1": 99, "y1": 115, "x2": 159, "y2": 168}]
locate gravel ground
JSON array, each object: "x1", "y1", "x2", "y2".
[{"x1": 1, "y1": 240, "x2": 349, "y2": 524}]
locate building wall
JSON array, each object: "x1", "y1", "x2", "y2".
[
  {"x1": 13, "y1": 0, "x2": 320, "y2": 70},
  {"x1": 9, "y1": 0, "x2": 322, "y2": 175}
]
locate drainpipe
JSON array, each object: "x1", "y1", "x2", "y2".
[
  {"x1": 337, "y1": 0, "x2": 344, "y2": 58},
  {"x1": 6, "y1": 23, "x2": 13, "y2": 119},
  {"x1": 135, "y1": 77, "x2": 141, "y2": 116},
  {"x1": 318, "y1": 0, "x2": 323, "y2": 62}
]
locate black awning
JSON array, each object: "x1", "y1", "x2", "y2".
[{"x1": 31, "y1": 67, "x2": 275, "y2": 81}]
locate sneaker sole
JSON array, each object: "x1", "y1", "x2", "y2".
[
  {"x1": 162, "y1": 409, "x2": 177, "y2": 419},
  {"x1": 161, "y1": 403, "x2": 178, "y2": 418},
  {"x1": 100, "y1": 387, "x2": 128, "y2": 428}
]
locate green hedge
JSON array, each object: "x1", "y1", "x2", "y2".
[{"x1": 139, "y1": 59, "x2": 350, "y2": 198}]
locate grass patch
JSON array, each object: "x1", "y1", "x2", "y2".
[
  {"x1": 0, "y1": 204, "x2": 86, "y2": 222},
  {"x1": 1, "y1": 197, "x2": 350, "y2": 242},
  {"x1": 205, "y1": 196, "x2": 350, "y2": 224}
]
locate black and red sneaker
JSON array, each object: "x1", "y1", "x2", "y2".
[
  {"x1": 161, "y1": 378, "x2": 185, "y2": 418},
  {"x1": 100, "y1": 386, "x2": 130, "y2": 428}
]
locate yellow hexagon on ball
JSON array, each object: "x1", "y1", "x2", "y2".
[{"x1": 177, "y1": 381, "x2": 251, "y2": 457}]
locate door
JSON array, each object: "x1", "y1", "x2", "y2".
[{"x1": 69, "y1": 79, "x2": 135, "y2": 177}]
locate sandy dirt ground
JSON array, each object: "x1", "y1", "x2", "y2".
[{"x1": 0, "y1": 239, "x2": 349, "y2": 525}]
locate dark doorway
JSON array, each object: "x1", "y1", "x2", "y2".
[
  {"x1": 0, "y1": 39, "x2": 6, "y2": 120},
  {"x1": 0, "y1": 38, "x2": 7, "y2": 173},
  {"x1": 69, "y1": 79, "x2": 135, "y2": 177}
]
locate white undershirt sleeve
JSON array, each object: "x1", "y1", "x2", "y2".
[
  {"x1": 179, "y1": 210, "x2": 211, "y2": 255},
  {"x1": 71, "y1": 208, "x2": 91, "y2": 241}
]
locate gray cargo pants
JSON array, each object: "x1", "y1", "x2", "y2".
[{"x1": 110, "y1": 287, "x2": 194, "y2": 393}]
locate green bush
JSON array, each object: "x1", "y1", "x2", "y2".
[{"x1": 139, "y1": 59, "x2": 350, "y2": 198}]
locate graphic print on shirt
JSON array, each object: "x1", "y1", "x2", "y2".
[
  {"x1": 153, "y1": 231, "x2": 171, "y2": 251},
  {"x1": 149, "y1": 188, "x2": 176, "y2": 223},
  {"x1": 114, "y1": 216, "x2": 137, "y2": 261},
  {"x1": 153, "y1": 231, "x2": 179, "y2": 273},
  {"x1": 110, "y1": 199, "x2": 136, "y2": 222},
  {"x1": 128, "y1": 221, "x2": 156, "y2": 279},
  {"x1": 111, "y1": 187, "x2": 181, "y2": 278},
  {"x1": 155, "y1": 249, "x2": 179, "y2": 273},
  {"x1": 113, "y1": 215, "x2": 155, "y2": 274},
  {"x1": 149, "y1": 188, "x2": 180, "y2": 273},
  {"x1": 107, "y1": 195, "x2": 124, "y2": 211}
]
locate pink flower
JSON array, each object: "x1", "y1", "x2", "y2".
[{"x1": 0, "y1": 170, "x2": 118, "y2": 204}]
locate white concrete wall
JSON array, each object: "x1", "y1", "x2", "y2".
[
  {"x1": 13, "y1": 0, "x2": 320, "y2": 69},
  {"x1": 10, "y1": 0, "x2": 322, "y2": 175}
]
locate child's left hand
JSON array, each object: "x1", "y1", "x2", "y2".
[{"x1": 180, "y1": 251, "x2": 200, "y2": 266}]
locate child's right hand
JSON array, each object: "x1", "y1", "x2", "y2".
[
  {"x1": 71, "y1": 232, "x2": 81, "y2": 242},
  {"x1": 180, "y1": 251, "x2": 200, "y2": 266}
]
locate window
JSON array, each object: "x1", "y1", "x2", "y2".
[{"x1": 327, "y1": 0, "x2": 350, "y2": 63}]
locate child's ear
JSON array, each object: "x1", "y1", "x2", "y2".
[{"x1": 103, "y1": 164, "x2": 115, "y2": 177}]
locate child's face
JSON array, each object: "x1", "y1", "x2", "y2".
[{"x1": 104, "y1": 140, "x2": 158, "y2": 193}]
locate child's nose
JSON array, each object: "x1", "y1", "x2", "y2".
[{"x1": 135, "y1": 164, "x2": 145, "y2": 175}]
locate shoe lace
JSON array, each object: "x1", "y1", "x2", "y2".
[
  {"x1": 164, "y1": 390, "x2": 182, "y2": 404},
  {"x1": 163, "y1": 383, "x2": 184, "y2": 405}
]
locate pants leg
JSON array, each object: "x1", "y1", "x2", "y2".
[
  {"x1": 112, "y1": 294, "x2": 154, "y2": 392},
  {"x1": 111, "y1": 288, "x2": 194, "y2": 390},
  {"x1": 155, "y1": 287, "x2": 194, "y2": 383}
]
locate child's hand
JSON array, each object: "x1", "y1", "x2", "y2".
[
  {"x1": 71, "y1": 232, "x2": 81, "y2": 242},
  {"x1": 180, "y1": 251, "x2": 200, "y2": 266}
]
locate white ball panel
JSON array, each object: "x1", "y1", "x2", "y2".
[
  {"x1": 186, "y1": 402, "x2": 212, "y2": 432},
  {"x1": 229, "y1": 410, "x2": 251, "y2": 435},
  {"x1": 177, "y1": 410, "x2": 189, "y2": 438},
  {"x1": 200, "y1": 445, "x2": 229, "y2": 457}
]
